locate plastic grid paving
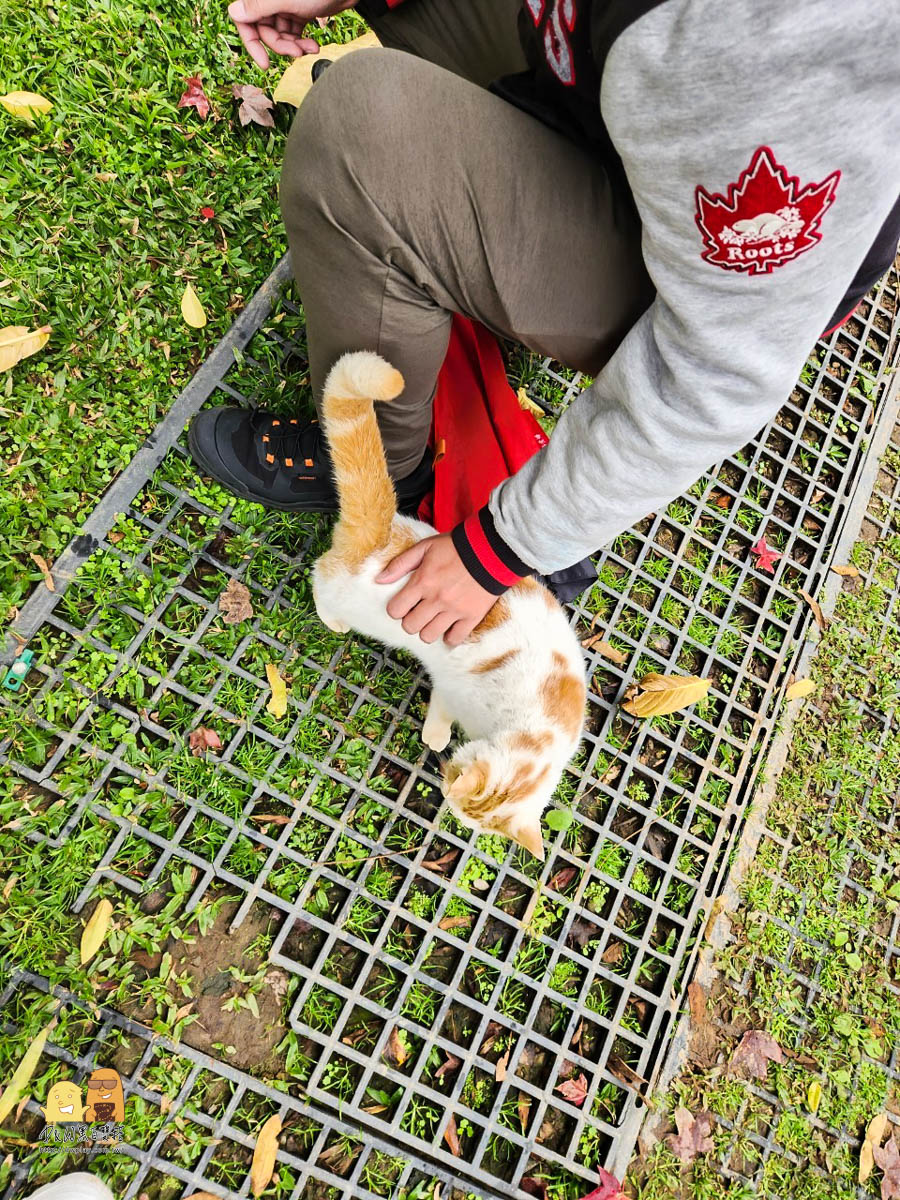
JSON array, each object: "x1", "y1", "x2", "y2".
[
  {"x1": 1, "y1": 257, "x2": 898, "y2": 1199},
  {"x1": 673, "y1": 409, "x2": 900, "y2": 1196}
]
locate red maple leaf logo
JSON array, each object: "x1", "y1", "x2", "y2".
[{"x1": 695, "y1": 146, "x2": 839, "y2": 274}]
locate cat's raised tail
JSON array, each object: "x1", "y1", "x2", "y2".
[{"x1": 321, "y1": 352, "x2": 406, "y2": 568}]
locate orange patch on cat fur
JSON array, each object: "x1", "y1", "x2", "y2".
[
  {"x1": 472, "y1": 648, "x2": 520, "y2": 674},
  {"x1": 510, "y1": 730, "x2": 554, "y2": 753},
  {"x1": 468, "y1": 597, "x2": 510, "y2": 641},
  {"x1": 541, "y1": 662, "x2": 586, "y2": 738}
]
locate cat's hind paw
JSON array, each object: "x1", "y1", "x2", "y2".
[
  {"x1": 319, "y1": 611, "x2": 350, "y2": 634},
  {"x1": 422, "y1": 720, "x2": 452, "y2": 753}
]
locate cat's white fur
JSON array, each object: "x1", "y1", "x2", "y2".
[{"x1": 312, "y1": 351, "x2": 587, "y2": 858}]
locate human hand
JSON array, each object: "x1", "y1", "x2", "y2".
[
  {"x1": 376, "y1": 533, "x2": 498, "y2": 647},
  {"x1": 227, "y1": 0, "x2": 355, "y2": 70}
]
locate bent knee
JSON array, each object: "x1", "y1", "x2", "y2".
[{"x1": 280, "y1": 48, "x2": 413, "y2": 217}]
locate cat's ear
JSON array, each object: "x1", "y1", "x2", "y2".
[
  {"x1": 444, "y1": 762, "x2": 488, "y2": 799},
  {"x1": 494, "y1": 815, "x2": 544, "y2": 861}
]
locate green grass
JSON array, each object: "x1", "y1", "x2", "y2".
[
  {"x1": 630, "y1": 514, "x2": 900, "y2": 1198},
  {"x1": 0, "y1": 0, "x2": 365, "y2": 616}
]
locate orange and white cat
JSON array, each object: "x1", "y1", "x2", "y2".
[{"x1": 312, "y1": 352, "x2": 587, "y2": 859}]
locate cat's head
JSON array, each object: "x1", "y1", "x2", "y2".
[{"x1": 441, "y1": 735, "x2": 554, "y2": 860}]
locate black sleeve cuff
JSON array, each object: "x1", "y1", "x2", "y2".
[{"x1": 451, "y1": 505, "x2": 533, "y2": 595}]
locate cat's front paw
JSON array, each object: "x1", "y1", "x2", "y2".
[
  {"x1": 319, "y1": 611, "x2": 350, "y2": 634},
  {"x1": 422, "y1": 720, "x2": 452, "y2": 753}
]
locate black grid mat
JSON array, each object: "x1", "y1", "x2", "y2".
[{"x1": 1, "y1": 257, "x2": 898, "y2": 1199}]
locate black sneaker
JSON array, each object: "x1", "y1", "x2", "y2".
[{"x1": 187, "y1": 406, "x2": 433, "y2": 514}]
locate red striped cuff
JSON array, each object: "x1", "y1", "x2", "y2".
[{"x1": 451, "y1": 506, "x2": 533, "y2": 595}]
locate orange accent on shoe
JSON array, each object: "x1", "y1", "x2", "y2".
[
  {"x1": 284, "y1": 457, "x2": 293, "y2": 467},
  {"x1": 272, "y1": 419, "x2": 280, "y2": 427},
  {"x1": 289, "y1": 418, "x2": 298, "y2": 424},
  {"x1": 265, "y1": 453, "x2": 275, "y2": 464},
  {"x1": 262, "y1": 434, "x2": 269, "y2": 444},
  {"x1": 305, "y1": 458, "x2": 314, "y2": 467}
]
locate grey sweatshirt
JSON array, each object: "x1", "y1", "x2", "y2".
[{"x1": 485, "y1": 0, "x2": 900, "y2": 575}]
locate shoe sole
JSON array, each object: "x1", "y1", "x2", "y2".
[{"x1": 187, "y1": 420, "x2": 426, "y2": 515}]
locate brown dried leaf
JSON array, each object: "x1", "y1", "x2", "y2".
[
  {"x1": 443, "y1": 1114, "x2": 461, "y2": 1157},
  {"x1": 731, "y1": 1029, "x2": 784, "y2": 1080},
  {"x1": 831, "y1": 563, "x2": 860, "y2": 578},
  {"x1": 800, "y1": 589, "x2": 828, "y2": 631},
  {"x1": 568, "y1": 917, "x2": 598, "y2": 951},
  {"x1": 520, "y1": 1178, "x2": 548, "y2": 1200},
  {"x1": 601, "y1": 941, "x2": 624, "y2": 965},
  {"x1": 860, "y1": 1112, "x2": 890, "y2": 1184},
  {"x1": 548, "y1": 865, "x2": 578, "y2": 893},
  {"x1": 218, "y1": 577, "x2": 253, "y2": 625},
  {"x1": 873, "y1": 1136, "x2": 900, "y2": 1199},
  {"x1": 495, "y1": 1048, "x2": 510, "y2": 1082},
  {"x1": 581, "y1": 633, "x2": 628, "y2": 664},
  {"x1": 233, "y1": 83, "x2": 275, "y2": 127},
  {"x1": 621, "y1": 672, "x2": 711, "y2": 718},
  {"x1": 1, "y1": 875, "x2": 17, "y2": 902},
  {"x1": 29, "y1": 553, "x2": 54, "y2": 592},
  {"x1": 383, "y1": 1027, "x2": 408, "y2": 1068},
  {"x1": 434, "y1": 1053, "x2": 461, "y2": 1081},
  {"x1": 250, "y1": 1114, "x2": 282, "y2": 1196},
  {"x1": 189, "y1": 726, "x2": 222, "y2": 756},
  {"x1": 688, "y1": 981, "x2": 707, "y2": 1024},
  {"x1": 438, "y1": 914, "x2": 472, "y2": 931},
  {"x1": 555, "y1": 1073, "x2": 588, "y2": 1107},
  {"x1": 0, "y1": 325, "x2": 51, "y2": 371},
  {"x1": 422, "y1": 848, "x2": 459, "y2": 872},
  {"x1": 667, "y1": 1106, "x2": 715, "y2": 1163},
  {"x1": 607, "y1": 1053, "x2": 649, "y2": 1097},
  {"x1": 517, "y1": 1091, "x2": 531, "y2": 1132}
]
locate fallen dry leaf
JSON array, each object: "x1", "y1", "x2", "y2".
[
  {"x1": 831, "y1": 563, "x2": 859, "y2": 578},
  {"x1": 218, "y1": 577, "x2": 253, "y2": 624},
  {"x1": 874, "y1": 1136, "x2": 900, "y2": 1200},
  {"x1": 495, "y1": 1048, "x2": 510, "y2": 1082},
  {"x1": 383, "y1": 1027, "x2": 408, "y2": 1069},
  {"x1": 555, "y1": 1073, "x2": 588, "y2": 1107},
  {"x1": 601, "y1": 941, "x2": 624, "y2": 965},
  {"x1": 29, "y1": 553, "x2": 54, "y2": 592},
  {"x1": 585, "y1": 637, "x2": 629, "y2": 664},
  {"x1": 785, "y1": 678, "x2": 816, "y2": 701},
  {"x1": 622, "y1": 672, "x2": 711, "y2": 718},
  {"x1": 188, "y1": 726, "x2": 222, "y2": 756},
  {"x1": 434, "y1": 1053, "x2": 461, "y2": 1081},
  {"x1": 667, "y1": 1106, "x2": 715, "y2": 1163},
  {"x1": 577, "y1": 1170, "x2": 628, "y2": 1200},
  {"x1": 607, "y1": 1053, "x2": 649, "y2": 1096},
  {"x1": 80, "y1": 897, "x2": 113, "y2": 965},
  {"x1": 517, "y1": 386, "x2": 546, "y2": 419},
  {"x1": 273, "y1": 30, "x2": 380, "y2": 107},
  {"x1": 0, "y1": 325, "x2": 51, "y2": 372},
  {"x1": 807, "y1": 1080, "x2": 822, "y2": 1114},
  {"x1": 233, "y1": 83, "x2": 275, "y2": 127},
  {"x1": 437, "y1": 914, "x2": 471, "y2": 931},
  {"x1": 178, "y1": 76, "x2": 209, "y2": 119},
  {"x1": 800, "y1": 589, "x2": 828, "y2": 631},
  {"x1": 422, "y1": 848, "x2": 458, "y2": 871},
  {"x1": 0, "y1": 1019, "x2": 54, "y2": 1124},
  {"x1": 687, "y1": 980, "x2": 707, "y2": 1024},
  {"x1": 731, "y1": 1029, "x2": 783, "y2": 1080},
  {"x1": 181, "y1": 283, "x2": 207, "y2": 329},
  {"x1": 0, "y1": 91, "x2": 53, "y2": 122},
  {"x1": 443, "y1": 1114, "x2": 461, "y2": 1157},
  {"x1": 265, "y1": 663, "x2": 288, "y2": 719},
  {"x1": 2, "y1": 875, "x2": 17, "y2": 902},
  {"x1": 517, "y1": 1091, "x2": 531, "y2": 1132},
  {"x1": 751, "y1": 536, "x2": 781, "y2": 574},
  {"x1": 520, "y1": 1178, "x2": 548, "y2": 1200},
  {"x1": 861, "y1": 1113, "x2": 890, "y2": 1184},
  {"x1": 250, "y1": 1114, "x2": 282, "y2": 1197}
]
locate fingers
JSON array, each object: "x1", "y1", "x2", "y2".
[
  {"x1": 376, "y1": 541, "x2": 429, "y2": 584},
  {"x1": 444, "y1": 617, "x2": 478, "y2": 648},
  {"x1": 229, "y1": 0, "x2": 312, "y2": 23},
  {"x1": 385, "y1": 579, "x2": 421, "y2": 622},
  {"x1": 257, "y1": 22, "x2": 320, "y2": 57},
  {"x1": 232, "y1": 18, "x2": 271, "y2": 69},
  {"x1": 419, "y1": 612, "x2": 456, "y2": 644}
]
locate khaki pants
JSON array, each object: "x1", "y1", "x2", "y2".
[{"x1": 280, "y1": 0, "x2": 652, "y2": 477}]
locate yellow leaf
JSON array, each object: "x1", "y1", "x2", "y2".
[
  {"x1": 807, "y1": 1080, "x2": 822, "y2": 1114},
  {"x1": 180, "y1": 283, "x2": 207, "y2": 329},
  {"x1": 0, "y1": 1020, "x2": 54, "y2": 1125},
  {"x1": 859, "y1": 1111, "x2": 889, "y2": 1183},
  {"x1": 266, "y1": 663, "x2": 288, "y2": 719},
  {"x1": 516, "y1": 387, "x2": 545, "y2": 419},
  {"x1": 621, "y1": 672, "x2": 711, "y2": 718},
  {"x1": 0, "y1": 325, "x2": 51, "y2": 372},
  {"x1": 80, "y1": 897, "x2": 113, "y2": 964},
  {"x1": 273, "y1": 30, "x2": 380, "y2": 107},
  {"x1": 830, "y1": 563, "x2": 859, "y2": 578},
  {"x1": 0, "y1": 91, "x2": 53, "y2": 123},
  {"x1": 250, "y1": 1113, "x2": 282, "y2": 1196},
  {"x1": 29, "y1": 553, "x2": 54, "y2": 592},
  {"x1": 785, "y1": 678, "x2": 815, "y2": 701}
]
